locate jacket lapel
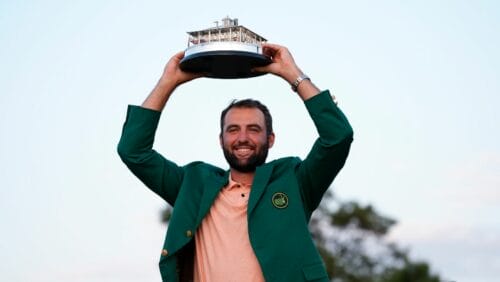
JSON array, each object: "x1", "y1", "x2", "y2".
[
  {"x1": 247, "y1": 163, "x2": 274, "y2": 216},
  {"x1": 194, "y1": 170, "x2": 229, "y2": 226}
]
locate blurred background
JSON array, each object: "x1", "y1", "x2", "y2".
[{"x1": 1, "y1": 0, "x2": 499, "y2": 281}]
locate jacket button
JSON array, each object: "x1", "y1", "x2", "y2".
[
  {"x1": 186, "y1": 230, "x2": 193, "y2": 238},
  {"x1": 161, "y1": 249, "x2": 168, "y2": 256}
]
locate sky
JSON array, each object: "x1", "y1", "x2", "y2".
[{"x1": 1, "y1": 0, "x2": 499, "y2": 281}]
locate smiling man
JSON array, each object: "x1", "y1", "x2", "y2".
[
  {"x1": 118, "y1": 43, "x2": 353, "y2": 282},
  {"x1": 220, "y1": 100, "x2": 274, "y2": 174}
]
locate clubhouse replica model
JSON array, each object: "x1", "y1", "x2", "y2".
[{"x1": 180, "y1": 16, "x2": 271, "y2": 78}]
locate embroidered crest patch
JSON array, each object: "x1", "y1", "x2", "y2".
[{"x1": 272, "y1": 192, "x2": 289, "y2": 209}]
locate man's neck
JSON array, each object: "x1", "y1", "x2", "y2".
[{"x1": 229, "y1": 169, "x2": 255, "y2": 186}]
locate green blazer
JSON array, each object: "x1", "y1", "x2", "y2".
[{"x1": 118, "y1": 90, "x2": 353, "y2": 281}]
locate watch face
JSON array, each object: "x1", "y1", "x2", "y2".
[{"x1": 292, "y1": 75, "x2": 310, "y2": 92}]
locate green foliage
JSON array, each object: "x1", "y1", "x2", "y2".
[
  {"x1": 330, "y1": 202, "x2": 396, "y2": 235},
  {"x1": 160, "y1": 205, "x2": 172, "y2": 224},
  {"x1": 311, "y1": 191, "x2": 441, "y2": 282},
  {"x1": 382, "y1": 261, "x2": 440, "y2": 282}
]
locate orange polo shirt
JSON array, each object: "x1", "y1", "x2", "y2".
[{"x1": 193, "y1": 175, "x2": 265, "y2": 282}]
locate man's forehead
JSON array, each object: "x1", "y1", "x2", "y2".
[{"x1": 224, "y1": 107, "x2": 265, "y2": 124}]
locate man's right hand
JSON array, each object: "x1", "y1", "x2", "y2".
[
  {"x1": 158, "y1": 51, "x2": 204, "y2": 88},
  {"x1": 142, "y1": 51, "x2": 204, "y2": 111}
]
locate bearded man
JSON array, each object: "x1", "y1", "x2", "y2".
[{"x1": 117, "y1": 43, "x2": 353, "y2": 282}]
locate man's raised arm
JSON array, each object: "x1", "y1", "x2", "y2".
[
  {"x1": 142, "y1": 51, "x2": 204, "y2": 111},
  {"x1": 255, "y1": 43, "x2": 353, "y2": 213},
  {"x1": 253, "y1": 43, "x2": 321, "y2": 101},
  {"x1": 117, "y1": 51, "x2": 203, "y2": 204}
]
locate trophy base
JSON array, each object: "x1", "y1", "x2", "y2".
[
  {"x1": 180, "y1": 51, "x2": 271, "y2": 79},
  {"x1": 180, "y1": 42, "x2": 271, "y2": 79}
]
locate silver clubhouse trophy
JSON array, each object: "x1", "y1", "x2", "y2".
[{"x1": 179, "y1": 16, "x2": 271, "y2": 79}]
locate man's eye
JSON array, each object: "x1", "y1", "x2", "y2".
[{"x1": 249, "y1": 127, "x2": 260, "y2": 132}]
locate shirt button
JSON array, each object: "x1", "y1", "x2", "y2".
[
  {"x1": 186, "y1": 230, "x2": 193, "y2": 238},
  {"x1": 161, "y1": 249, "x2": 168, "y2": 256}
]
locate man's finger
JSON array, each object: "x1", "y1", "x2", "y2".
[
  {"x1": 261, "y1": 42, "x2": 283, "y2": 49},
  {"x1": 251, "y1": 66, "x2": 268, "y2": 73},
  {"x1": 173, "y1": 51, "x2": 185, "y2": 61}
]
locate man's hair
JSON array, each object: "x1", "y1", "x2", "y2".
[{"x1": 220, "y1": 99, "x2": 273, "y2": 137}]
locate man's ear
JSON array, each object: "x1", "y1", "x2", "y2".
[
  {"x1": 219, "y1": 133, "x2": 223, "y2": 147},
  {"x1": 268, "y1": 133, "x2": 275, "y2": 148}
]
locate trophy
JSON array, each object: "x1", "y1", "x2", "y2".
[{"x1": 180, "y1": 16, "x2": 271, "y2": 79}]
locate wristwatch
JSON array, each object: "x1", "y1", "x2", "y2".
[{"x1": 291, "y1": 74, "x2": 310, "y2": 92}]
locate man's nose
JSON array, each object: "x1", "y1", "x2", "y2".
[{"x1": 236, "y1": 131, "x2": 249, "y2": 142}]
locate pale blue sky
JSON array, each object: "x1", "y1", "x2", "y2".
[{"x1": 1, "y1": 1, "x2": 499, "y2": 281}]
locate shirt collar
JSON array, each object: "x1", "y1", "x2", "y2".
[{"x1": 226, "y1": 173, "x2": 251, "y2": 191}]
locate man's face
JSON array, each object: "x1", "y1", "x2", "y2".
[{"x1": 220, "y1": 107, "x2": 275, "y2": 172}]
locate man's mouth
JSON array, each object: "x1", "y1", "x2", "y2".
[{"x1": 233, "y1": 146, "x2": 254, "y2": 158}]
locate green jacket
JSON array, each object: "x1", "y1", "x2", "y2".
[{"x1": 117, "y1": 90, "x2": 353, "y2": 281}]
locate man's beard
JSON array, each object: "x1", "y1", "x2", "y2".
[{"x1": 222, "y1": 141, "x2": 269, "y2": 172}]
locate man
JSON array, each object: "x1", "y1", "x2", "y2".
[{"x1": 118, "y1": 43, "x2": 353, "y2": 281}]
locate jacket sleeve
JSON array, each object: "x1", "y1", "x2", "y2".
[
  {"x1": 296, "y1": 90, "x2": 353, "y2": 212},
  {"x1": 117, "y1": 105, "x2": 183, "y2": 205}
]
